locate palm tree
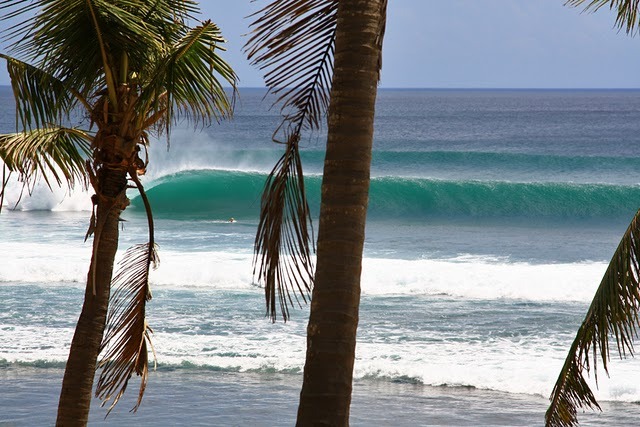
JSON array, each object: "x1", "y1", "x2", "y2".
[
  {"x1": 546, "y1": 2, "x2": 640, "y2": 426},
  {"x1": 247, "y1": 0, "x2": 387, "y2": 424},
  {"x1": 0, "y1": 1, "x2": 236, "y2": 425}
]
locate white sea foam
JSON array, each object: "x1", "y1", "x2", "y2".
[
  {"x1": 0, "y1": 242, "x2": 90, "y2": 284},
  {"x1": 148, "y1": 250, "x2": 255, "y2": 289},
  {"x1": 4, "y1": 237, "x2": 630, "y2": 402},
  {"x1": 0, "y1": 242, "x2": 253, "y2": 288},
  {"x1": 0, "y1": 242, "x2": 607, "y2": 303},
  {"x1": 5, "y1": 309, "x2": 639, "y2": 404},
  {"x1": 354, "y1": 335, "x2": 640, "y2": 403},
  {"x1": 360, "y1": 257, "x2": 606, "y2": 302},
  {"x1": 0, "y1": 325, "x2": 73, "y2": 364}
]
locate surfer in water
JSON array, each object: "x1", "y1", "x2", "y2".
[{"x1": 228, "y1": 217, "x2": 236, "y2": 223}]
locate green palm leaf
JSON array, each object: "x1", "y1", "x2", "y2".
[
  {"x1": 3, "y1": 1, "x2": 153, "y2": 96},
  {"x1": 546, "y1": 209, "x2": 640, "y2": 427},
  {"x1": 246, "y1": 0, "x2": 339, "y2": 320},
  {"x1": 137, "y1": 19, "x2": 237, "y2": 134},
  {"x1": 1, "y1": 55, "x2": 85, "y2": 131},
  {"x1": 1, "y1": 0, "x2": 206, "y2": 101},
  {"x1": 566, "y1": 0, "x2": 640, "y2": 34},
  {"x1": 0, "y1": 127, "x2": 91, "y2": 192}
]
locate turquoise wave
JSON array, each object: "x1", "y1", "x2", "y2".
[
  {"x1": 370, "y1": 177, "x2": 639, "y2": 220},
  {"x1": 133, "y1": 169, "x2": 268, "y2": 219},
  {"x1": 130, "y1": 169, "x2": 640, "y2": 221}
]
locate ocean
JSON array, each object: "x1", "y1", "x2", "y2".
[{"x1": 2, "y1": 87, "x2": 640, "y2": 426}]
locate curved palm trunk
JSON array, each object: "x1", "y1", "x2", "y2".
[
  {"x1": 56, "y1": 165, "x2": 129, "y2": 426},
  {"x1": 296, "y1": 1, "x2": 385, "y2": 425}
]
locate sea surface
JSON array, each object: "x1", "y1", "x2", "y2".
[{"x1": 2, "y1": 87, "x2": 640, "y2": 426}]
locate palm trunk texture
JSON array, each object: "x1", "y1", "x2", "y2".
[
  {"x1": 296, "y1": 1, "x2": 385, "y2": 425},
  {"x1": 56, "y1": 166, "x2": 128, "y2": 426}
]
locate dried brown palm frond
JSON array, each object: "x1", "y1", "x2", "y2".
[
  {"x1": 246, "y1": 0, "x2": 338, "y2": 321},
  {"x1": 546, "y1": 209, "x2": 640, "y2": 427},
  {"x1": 254, "y1": 134, "x2": 314, "y2": 321},
  {"x1": 565, "y1": 0, "x2": 640, "y2": 35},
  {"x1": 0, "y1": 165, "x2": 8, "y2": 210},
  {"x1": 96, "y1": 242, "x2": 158, "y2": 414},
  {"x1": 95, "y1": 172, "x2": 158, "y2": 414},
  {"x1": 245, "y1": 0, "x2": 337, "y2": 135}
]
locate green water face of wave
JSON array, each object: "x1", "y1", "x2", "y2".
[{"x1": 130, "y1": 169, "x2": 640, "y2": 222}]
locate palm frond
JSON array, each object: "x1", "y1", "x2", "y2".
[
  {"x1": 84, "y1": 0, "x2": 120, "y2": 108},
  {"x1": 0, "y1": 1, "x2": 40, "y2": 43},
  {"x1": 0, "y1": 165, "x2": 10, "y2": 213},
  {"x1": 96, "y1": 242, "x2": 158, "y2": 415},
  {"x1": 566, "y1": 0, "x2": 640, "y2": 35},
  {"x1": 7, "y1": 1, "x2": 134, "y2": 91},
  {"x1": 0, "y1": 127, "x2": 91, "y2": 192},
  {"x1": 1, "y1": 0, "x2": 187, "y2": 98},
  {"x1": 136, "y1": 19, "x2": 237, "y2": 134},
  {"x1": 245, "y1": 0, "x2": 338, "y2": 135},
  {"x1": 546, "y1": 208, "x2": 640, "y2": 427},
  {"x1": 254, "y1": 136, "x2": 314, "y2": 322},
  {"x1": 246, "y1": 0, "x2": 340, "y2": 320},
  {"x1": 96, "y1": 170, "x2": 157, "y2": 414},
  {"x1": 136, "y1": 0, "x2": 200, "y2": 41},
  {"x1": 1, "y1": 54, "x2": 86, "y2": 131}
]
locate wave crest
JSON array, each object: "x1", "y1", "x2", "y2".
[{"x1": 131, "y1": 169, "x2": 640, "y2": 221}]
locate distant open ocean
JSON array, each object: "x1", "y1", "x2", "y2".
[{"x1": 2, "y1": 87, "x2": 640, "y2": 426}]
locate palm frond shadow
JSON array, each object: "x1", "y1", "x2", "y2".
[{"x1": 546, "y1": 209, "x2": 640, "y2": 427}]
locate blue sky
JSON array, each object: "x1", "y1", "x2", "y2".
[{"x1": 1, "y1": 0, "x2": 639, "y2": 88}]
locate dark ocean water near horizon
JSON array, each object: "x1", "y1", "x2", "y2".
[{"x1": 2, "y1": 86, "x2": 640, "y2": 425}]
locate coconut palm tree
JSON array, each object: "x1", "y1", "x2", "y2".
[
  {"x1": 0, "y1": 1, "x2": 236, "y2": 425},
  {"x1": 247, "y1": 0, "x2": 387, "y2": 424},
  {"x1": 546, "y1": 2, "x2": 640, "y2": 426}
]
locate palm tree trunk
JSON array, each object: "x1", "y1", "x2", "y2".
[
  {"x1": 296, "y1": 1, "x2": 385, "y2": 425},
  {"x1": 56, "y1": 166, "x2": 128, "y2": 427}
]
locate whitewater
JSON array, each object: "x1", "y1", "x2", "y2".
[{"x1": 2, "y1": 88, "x2": 640, "y2": 425}]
